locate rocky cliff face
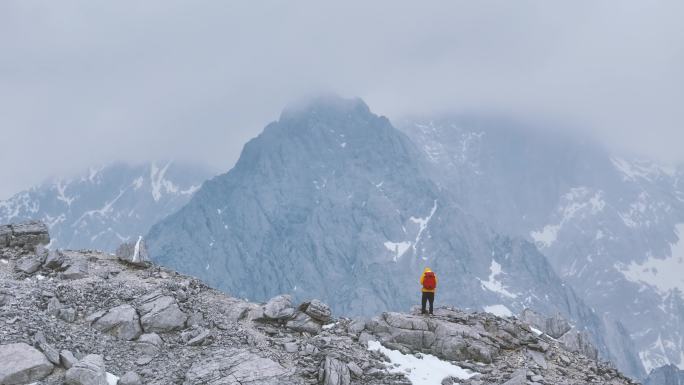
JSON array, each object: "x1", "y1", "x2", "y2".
[
  {"x1": 0, "y1": 221, "x2": 639, "y2": 385},
  {"x1": 644, "y1": 364, "x2": 684, "y2": 385},
  {"x1": 401, "y1": 117, "x2": 684, "y2": 377},
  {"x1": 146, "y1": 96, "x2": 641, "y2": 378},
  {"x1": 0, "y1": 162, "x2": 213, "y2": 252}
]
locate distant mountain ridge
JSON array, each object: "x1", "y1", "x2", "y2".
[
  {"x1": 146, "y1": 96, "x2": 643, "y2": 378},
  {"x1": 401, "y1": 116, "x2": 684, "y2": 377},
  {"x1": 0, "y1": 162, "x2": 214, "y2": 251}
]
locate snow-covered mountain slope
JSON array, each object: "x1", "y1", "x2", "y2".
[
  {"x1": 146, "y1": 96, "x2": 642, "y2": 378},
  {"x1": 0, "y1": 162, "x2": 213, "y2": 252},
  {"x1": 401, "y1": 116, "x2": 684, "y2": 376}
]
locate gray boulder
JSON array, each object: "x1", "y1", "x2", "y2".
[
  {"x1": 0, "y1": 342, "x2": 54, "y2": 384},
  {"x1": 47, "y1": 296, "x2": 62, "y2": 316},
  {"x1": 65, "y1": 354, "x2": 108, "y2": 385},
  {"x1": 116, "y1": 237, "x2": 151, "y2": 267},
  {"x1": 286, "y1": 312, "x2": 322, "y2": 334},
  {"x1": 15, "y1": 254, "x2": 44, "y2": 274},
  {"x1": 118, "y1": 371, "x2": 143, "y2": 385},
  {"x1": 136, "y1": 332, "x2": 163, "y2": 355},
  {"x1": 8, "y1": 221, "x2": 50, "y2": 250},
  {"x1": 302, "y1": 299, "x2": 332, "y2": 323},
  {"x1": 262, "y1": 294, "x2": 295, "y2": 320},
  {"x1": 90, "y1": 304, "x2": 143, "y2": 340},
  {"x1": 45, "y1": 249, "x2": 67, "y2": 269},
  {"x1": 137, "y1": 291, "x2": 187, "y2": 333},
  {"x1": 183, "y1": 348, "x2": 292, "y2": 385},
  {"x1": 319, "y1": 356, "x2": 351, "y2": 385}
]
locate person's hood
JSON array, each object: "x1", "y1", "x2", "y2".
[{"x1": 423, "y1": 267, "x2": 432, "y2": 273}]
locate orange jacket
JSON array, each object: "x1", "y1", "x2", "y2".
[{"x1": 420, "y1": 267, "x2": 438, "y2": 293}]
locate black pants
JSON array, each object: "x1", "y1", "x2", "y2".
[{"x1": 421, "y1": 292, "x2": 434, "y2": 314}]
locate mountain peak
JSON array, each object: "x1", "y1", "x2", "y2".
[{"x1": 279, "y1": 94, "x2": 372, "y2": 122}]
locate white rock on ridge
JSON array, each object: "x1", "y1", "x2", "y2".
[
  {"x1": 116, "y1": 236, "x2": 151, "y2": 267},
  {"x1": 0, "y1": 342, "x2": 54, "y2": 384}
]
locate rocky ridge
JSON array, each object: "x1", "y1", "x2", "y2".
[{"x1": 1, "y1": 222, "x2": 638, "y2": 384}]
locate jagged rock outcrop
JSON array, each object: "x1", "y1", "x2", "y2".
[
  {"x1": 521, "y1": 308, "x2": 599, "y2": 359},
  {"x1": 320, "y1": 355, "x2": 352, "y2": 385},
  {"x1": 0, "y1": 342, "x2": 54, "y2": 384},
  {"x1": 357, "y1": 307, "x2": 638, "y2": 385}
]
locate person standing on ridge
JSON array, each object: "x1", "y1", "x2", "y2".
[{"x1": 420, "y1": 267, "x2": 438, "y2": 315}]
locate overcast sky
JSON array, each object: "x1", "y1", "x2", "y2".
[{"x1": 1, "y1": 0, "x2": 683, "y2": 199}]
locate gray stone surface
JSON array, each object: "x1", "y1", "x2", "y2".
[
  {"x1": 287, "y1": 312, "x2": 322, "y2": 334},
  {"x1": 90, "y1": 304, "x2": 143, "y2": 340},
  {"x1": 118, "y1": 371, "x2": 142, "y2": 385},
  {"x1": 45, "y1": 249, "x2": 67, "y2": 269},
  {"x1": 61, "y1": 258, "x2": 89, "y2": 279},
  {"x1": 0, "y1": 342, "x2": 54, "y2": 384},
  {"x1": 60, "y1": 349, "x2": 78, "y2": 369},
  {"x1": 15, "y1": 254, "x2": 44, "y2": 274},
  {"x1": 183, "y1": 349, "x2": 293, "y2": 385},
  {"x1": 320, "y1": 356, "x2": 351, "y2": 385},
  {"x1": 33, "y1": 331, "x2": 60, "y2": 365},
  {"x1": 137, "y1": 291, "x2": 187, "y2": 333},
  {"x1": 64, "y1": 354, "x2": 108, "y2": 385}
]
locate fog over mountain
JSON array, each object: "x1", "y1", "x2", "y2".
[{"x1": 2, "y1": 0, "x2": 683, "y2": 198}]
